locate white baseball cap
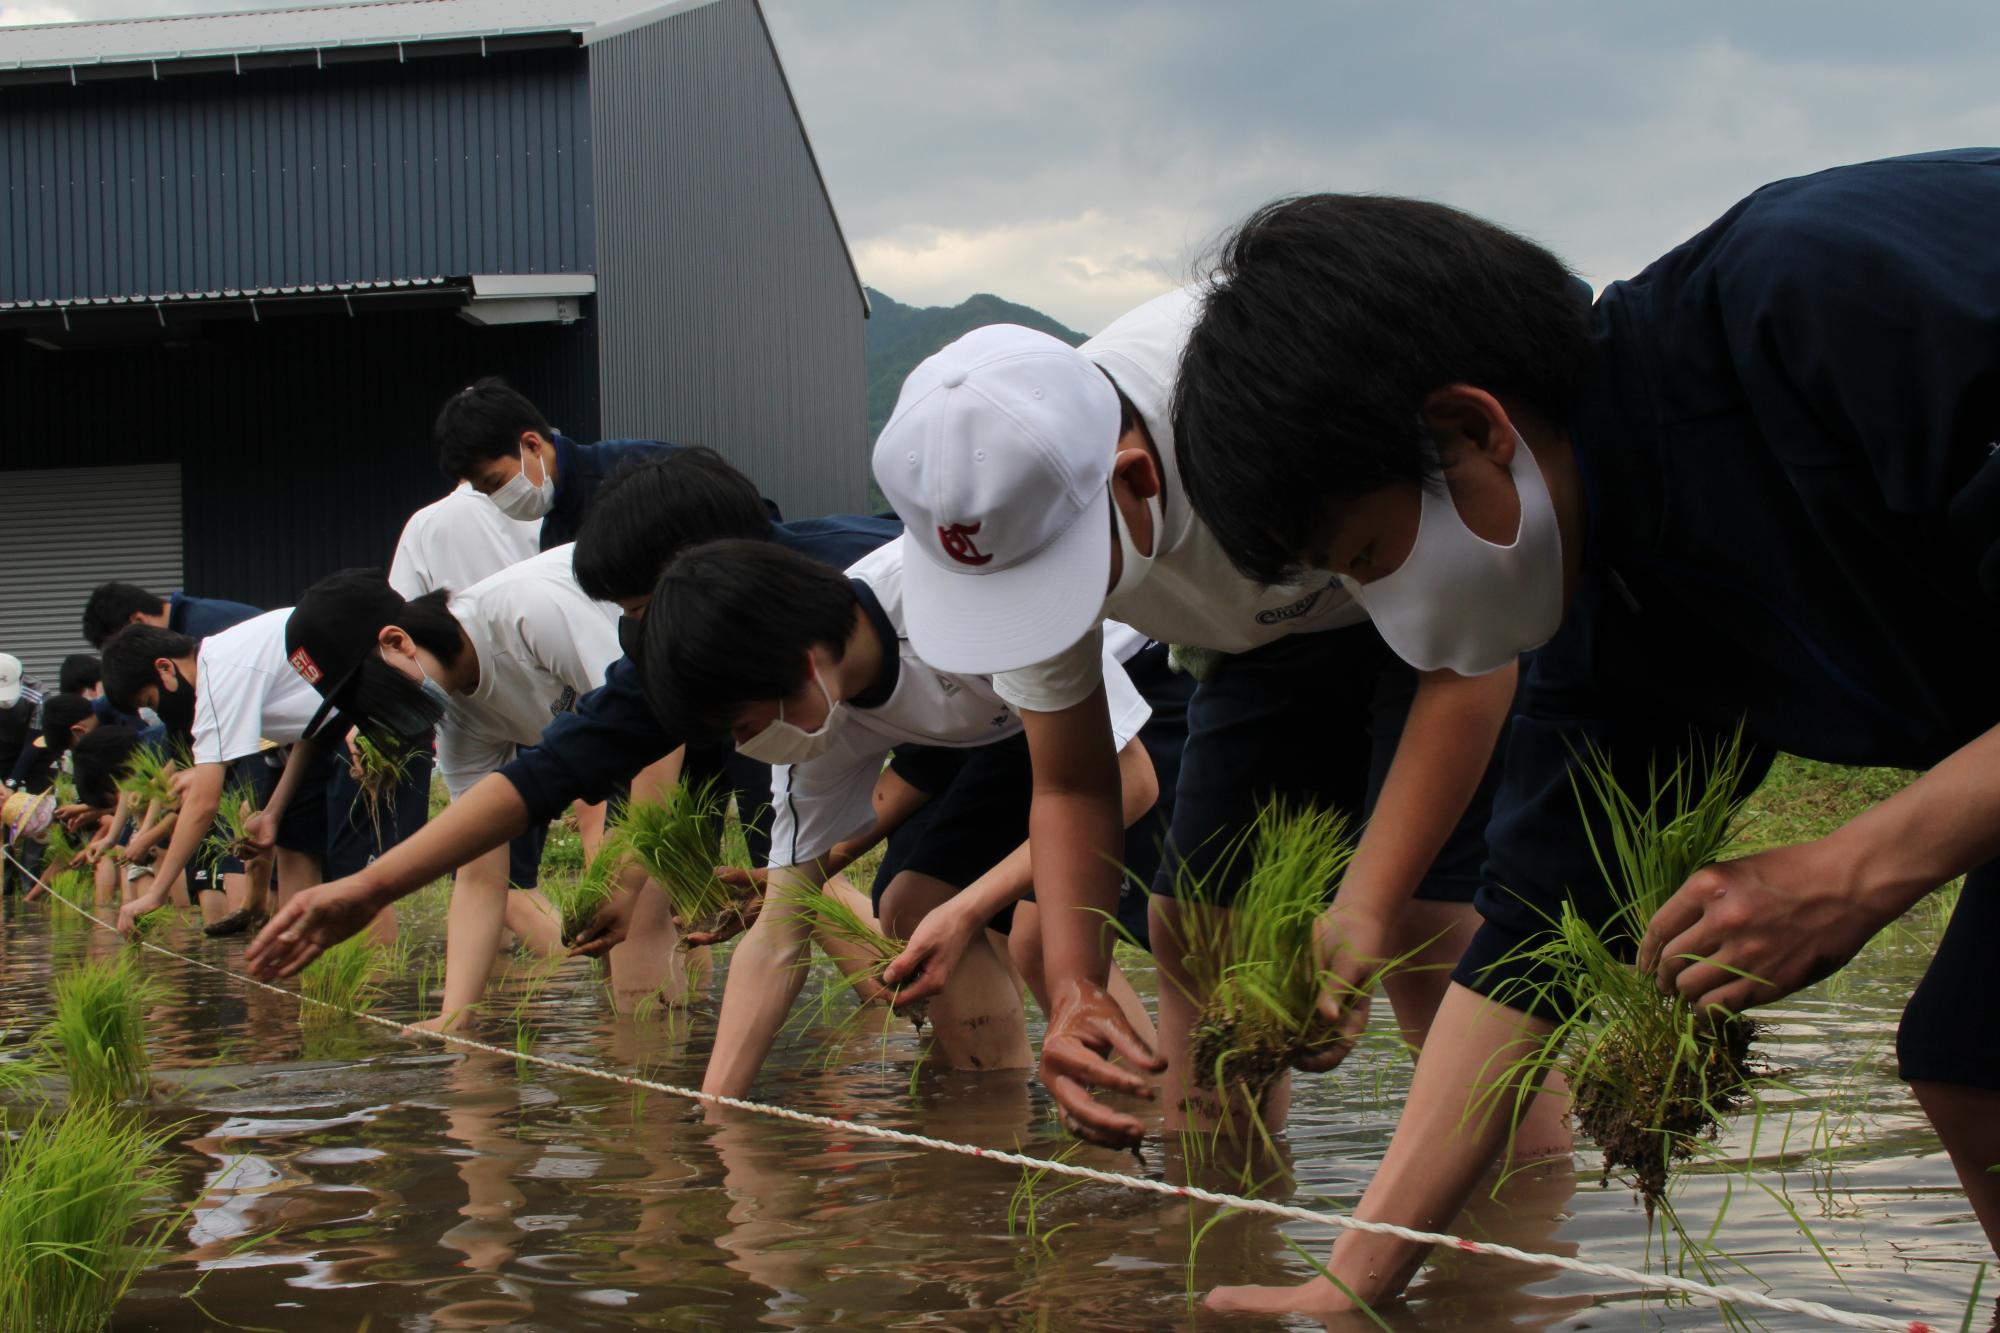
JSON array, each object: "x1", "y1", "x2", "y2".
[
  {"x1": 0, "y1": 653, "x2": 22, "y2": 708},
  {"x1": 874, "y1": 325, "x2": 1121, "y2": 673}
]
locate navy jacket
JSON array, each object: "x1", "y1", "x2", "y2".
[
  {"x1": 167, "y1": 591, "x2": 261, "y2": 640},
  {"x1": 539, "y1": 436, "x2": 681, "y2": 550},
  {"x1": 1467, "y1": 149, "x2": 2000, "y2": 1002},
  {"x1": 500, "y1": 514, "x2": 903, "y2": 821}
]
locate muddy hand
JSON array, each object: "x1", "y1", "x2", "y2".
[
  {"x1": 872, "y1": 905, "x2": 977, "y2": 1009},
  {"x1": 1041, "y1": 978, "x2": 1166, "y2": 1151},
  {"x1": 684, "y1": 879, "x2": 762, "y2": 947},
  {"x1": 1294, "y1": 909, "x2": 1384, "y2": 1073},
  {"x1": 567, "y1": 883, "x2": 638, "y2": 959}
]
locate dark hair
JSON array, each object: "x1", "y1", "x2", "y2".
[
  {"x1": 82, "y1": 582, "x2": 167, "y2": 649},
  {"x1": 58, "y1": 653, "x2": 102, "y2": 694},
  {"x1": 573, "y1": 447, "x2": 776, "y2": 601},
  {"x1": 432, "y1": 376, "x2": 553, "y2": 481},
  {"x1": 71, "y1": 724, "x2": 140, "y2": 808},
  {"x1": 1172, "y1": 194, "x2": 1593, "y2": 584},
  {"x1": 39, "y1": 693, "x2": 94, "y2": 755},
  {"x1": 101, "y1": 625, "x2": 198, "y2": 711},
  {"x1": 640, "y1": 539, "x2": 856, "y2": 736},
  {"x1": 390, "y1": 589, "x2": 465, "y2": 666}
]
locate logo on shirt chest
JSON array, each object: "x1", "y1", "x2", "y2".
[
  {"x1": 1254, "y1": 579, "x2": 1340, "y2": 627},
  {"x1": 550, "y1": 686, "x2": 576, "y2": 717}
]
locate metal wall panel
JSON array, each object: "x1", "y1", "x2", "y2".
[
  {"x1": 587, "y1": 0, "x2": 866, "y2": 518},
  {"x1": 0, "y1": 463, "x2": 182, "y2": 682},
  {"x1": 0, "y1": 49, "x2": 595, "y2": 304},
  {"x1": 0, "y1": 310, "x2": 599, "y2": 609}
]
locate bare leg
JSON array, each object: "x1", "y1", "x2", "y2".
[
  {"x1": 1208, "y1": 981, "x2": 1554, "y2": 1317},
  {"x1": 1383, "y1": 900, "x2": 1572, "y2": 1161},
  {"x1": 1010, "y1": 901, "x2": 1155, "y2": 1044},
  {"x1": 429, "y1": 869, "x2": 511, "y2": 1031},
  {"x1": 607, "y1": 879, "x2": 691, "y2": 1012},
  {"x1": 505, "y1": 890, "x2": 563, "y2": 957},
  {"x1": 880, "y1": 872, "x2": 1030, "y2": 1071},
  {"x1": 273, "y1": 848, "x2": 320, "y2": 915},
  {"x1": 1911, "y1": 1080, "x2": 2000, "y2": 1255}
]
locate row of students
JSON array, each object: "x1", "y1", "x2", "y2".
[{"x1": 237, "y1": 149, "x2": 1998, "y2": 1310}]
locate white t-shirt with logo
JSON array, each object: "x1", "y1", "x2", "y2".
[
  {"x1": 768, "y1": 535, "x2": 1153, "y2": 868},
  {"x1": 388, "y1": 482, "x2": 541, "y2": 599},
  {"x1": 191, "y1": 609, "x2": 324, "y2": 765},
  {"x1": 434, "y1": 545, "x2": 623, "y2": 798},
  {"x1": 992, "y1": 286, "x2": 1369, "y2": 714}
]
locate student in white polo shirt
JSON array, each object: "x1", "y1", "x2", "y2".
[
  {"x1": 285, "y1": 546, "x2": 685, "y2": 1030},
  {"x1": 388, "y1": 482, "x2": 541, "y2": 599},
  {"x1": 100, "y1": 611, "x2": 424, "y2": 938},
  {"x1": 872, "y1": 295, "x2": 1568, "y2": 1153},
  {"x1": 638, "y1": 536, "x2": 1156, "y2": 1098}
]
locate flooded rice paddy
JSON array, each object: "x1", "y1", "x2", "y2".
[{"x1": 0, "y1": 881, "x2": 1988, "y2": 1332}]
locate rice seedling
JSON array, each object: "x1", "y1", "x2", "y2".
[
  {"x1": 615, "y1": 779, "x2": 756, "y2": 938},
  {"x1": 1507, "y1": 731, "x2": 1763, "y2": 1212},
  {"x1": 203, "y1": 780, "x2": 262, "y2": 862},
  {"x1": 541, "y1": 841, "x2": 626, "y2": 948},
  {"x1": 1006, "y1": 1140, "x2": 1088, "y2": 1254},
  {"x1": 297, "y1": 933, "x2": 385, "y2": 1029},
  {"x1": 350, "y1": 730, "x2": 417, "y2": 839},
  {"x1": 790, "y1": 882, "x2": 925, "y2": 1032},
  {"x1": 116, "y1": 738, "x2": 185, "y2": 809},
  {"x1": 128, "y1": 903, "x2": 175, "y2": 940},
  {"x1": 1171, "y1": 803, "x2": 1357, "y2": 1115},
  {"x1": 41, "y1": 953, "x2": 156, "y2": 1106},
  {"x1": 0, "y1": 1102, "x2": 176, "y2": 1333}
]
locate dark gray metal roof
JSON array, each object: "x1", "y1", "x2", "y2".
[{"x1": 0, "y1": 0, "x2": 715, "y2": 74}]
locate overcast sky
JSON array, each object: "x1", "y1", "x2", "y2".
[{"x1": 8, "y1": 0, "x2": 2000, "y2": 333}]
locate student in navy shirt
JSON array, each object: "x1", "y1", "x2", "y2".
[
  {"x1": 82, "y1": 582, "x2": 261, "y2": 649},
  {"x1": 249, "y1": 450, "x2": 899, "y2": 978},
  {"x1": 1166, "y1": 149, "x2": 2000, "y2": 1317}
]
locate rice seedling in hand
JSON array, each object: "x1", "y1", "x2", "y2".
[
  {"x1": 792, "y1": 882, "x2": 926, "y2": 1031},
  {"x1": 616, "y1": 779, "x2": 756, "y2": 938},
  {"x1": 0, "y1": 1102, "x2": 176, "y2": 1333},
  {"x1": 204, "y1": 781, "x2": 262, "y2": 862},
  {"x1": 542, "y1": 836, "x2": 628, "y2": 948},
  {"x1": 1175, "y1": 803, "x2": 1357, "y2": 1115},
  {"x1": 41, "y1": 953, "x2": 156, "y2": 1106},
  {"x1": 298, "y1": 933, "x2": 386, "y2": 1029},
  {"x1": 349, "y1": 730, "x2": 417, "y2": 839},
  {"x1": 1513, "y1": 732, "x2": 1762, "y2": 1210},
  {"x1": 116, "y1": 739, "x2": 184, "y2": 810}
]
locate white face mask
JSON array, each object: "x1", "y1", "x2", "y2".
[
  {"x1": 1344, "y1": 433, "x2": 1564, "y2": 676},
  {"x1": 1108, "y1": 487, "x2": 1162, "y2": 602},
  {"x1": 736, "y1": 662, "x2": 845, "y2": 766},
  {"x1": 491, "y1": 447, "x2": 555, "y2": 520}
]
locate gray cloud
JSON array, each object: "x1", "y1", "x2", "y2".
[{"x1": 8, "y1": 0, "x2": 2000, "y2": 331}]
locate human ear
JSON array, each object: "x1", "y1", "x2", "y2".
[
  {"x1": 1419, "y1": 385, "x2": 1518, "y2": 467},
  {"x1": 1111, "y1": 448, "x2": 1162, "y2": 502}
]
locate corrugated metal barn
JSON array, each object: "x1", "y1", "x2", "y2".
[{"x1": 0, "y1": 0, "x2": 868, "y2": 681}]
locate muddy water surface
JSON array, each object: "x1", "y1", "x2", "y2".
[{"x1": 0, "y1": 896, "x2": 1987, "y2": 1332}]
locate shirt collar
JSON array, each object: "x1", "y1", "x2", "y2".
[{"x1": 845, "y1": 580, "x2": 900, "y2": 710}]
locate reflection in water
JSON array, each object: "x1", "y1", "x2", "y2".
[{"x1": 0, "y1": 905, "x2": 1986, "y2": 1331}]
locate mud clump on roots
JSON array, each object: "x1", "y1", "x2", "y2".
[
  {"x1": 1574, "y1": 1014, "x2": 1755, "y2": 1207},
  {"x1": 1188, "y1": 1005, "x2": 1337, "y2": 1109}
]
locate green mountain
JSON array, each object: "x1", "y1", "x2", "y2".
[{"x1": 864, "y1": 288, "x2": 1086, "y2": 444}]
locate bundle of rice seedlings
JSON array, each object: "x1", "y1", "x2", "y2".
[
  {"x1": 615, "y1": 778, "x2": 756, "y2": 937},
  {"x1": 1178, "y1": 803, "x2": 1356, "y2": 1113},
  {"x1": 791, "y1": 883, "x2": 925, "y2": 1031},
  {"x1": 1512, "y1": 733, "x2": 1761, "y2": 1210},
  {"x1": 204, "y1": 781, "x2": 262, "y2": 862},
  {"x1": 541, "y1": 836, "x2": 628, "y2": 948},
  {"x1": 115, "y1": 741, "x2": 182, "y2": 810},
  {"x1": 43, "y1": 816, "x2": 81, "y2": 872},
  {"x1": 297, "y1": 933, "x2": 385, "y2": 1029},
  {"x1": 350, "y1": 730, "x2": 417, "y2": 839},
  {"x1": 41, "y1": 954, "x2": 156, "y2": 1106},
  {"x1": 0, "y1": 1103, "x2": 175, "y2": 1333}
]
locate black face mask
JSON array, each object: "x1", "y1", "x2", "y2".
[
  {"x1": 617, "y1": 614, "x2": 644, "y2": 664},
  {"x1": 348, "y1": 657, "x2": 446, "y2": 741},
  {"x1": 153, "y1": 671, "x2": 197, "y2": 737}
]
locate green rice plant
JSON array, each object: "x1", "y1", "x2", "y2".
[
  {"x1": 1507, "y1": 731, "x2": 1762, "y2": 1211},
  {"x1": 1171, "y1": 803, "x2": 1357, "y2": 1114},
  {"x1": 115, "y1": 740, "x2": 182, "y2": 810},
  {"x1": 203, "y1": 781, "x2": 262, "y2": 863},
  {"x1": 297, "y1": 933, "x2": 385, "y2": 1029},
  {"x1": 128, "y1": 903, "x2": 175, "y2": 940},
  {"x1": 790, "y1": 882, "x2": 925, "y2": 1032},
  {"x1": 43, "y1": 816, "x2": 81, "y2": 872},
  {"x1": 540, "y1": 840, "x2": 626, "y2": 948},
  {"x1": 41, "y1": 954, "x2": 156, "y2": 1106},
  {"x1": 350, "y1": 731, "x2": 417, "y2": 839},
  {"x1": 39, "y1": 868, "x2": 94, "y2": 931},
  {"x1": 1006, "y1": 1140, "x2": 1088, "y2": 1254},
  {"x1": 615, "y1": 779, "x2": 757, "y2": 938},
  {"x1": 0, "y1": 1102, "x2": 176, "y2": 1332}
]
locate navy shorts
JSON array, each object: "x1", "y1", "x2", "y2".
[
  {"x1": 871, "y1": 643, "x2": 1193, "y2": 952},
  {"x1": 1897, "y1": 863, "x2": 2000, "y2": 1090},
  {"x1": 278, "y1": 739, "x2": 434, "y2": 878},
  {"x1": 211, "y1": 750, "x2": 285, "y2": 880},
  {"x1": 1153, "y1": 622, "x2": 1504, "y2": 906},
  {"x1": 507, "y1": 821, "x2": 551, "y2": 890}
]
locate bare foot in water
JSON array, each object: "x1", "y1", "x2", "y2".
[{"x1": 1206, "y1": 1275, "x2": 1356, "y2": 1321}]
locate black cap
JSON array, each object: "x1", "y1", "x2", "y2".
[{"x1": 286, "y1": 568, "x2": 407, "y2": 740}]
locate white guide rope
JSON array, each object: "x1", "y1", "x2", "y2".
[{"x1": 12, "y1": 854, "x2": 1941, "y2": 1333}]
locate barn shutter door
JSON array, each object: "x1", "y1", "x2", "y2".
[{"x1": 0, "y1": 464, "x2": 183, "y2": 683}]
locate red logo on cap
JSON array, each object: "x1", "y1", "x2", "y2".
[
  {"x1": 288, "y1": 647, "x2": 323, "y2": 685},
  {"x1": 938, "y1": 521, "x2": 992, "y2": 566}
]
